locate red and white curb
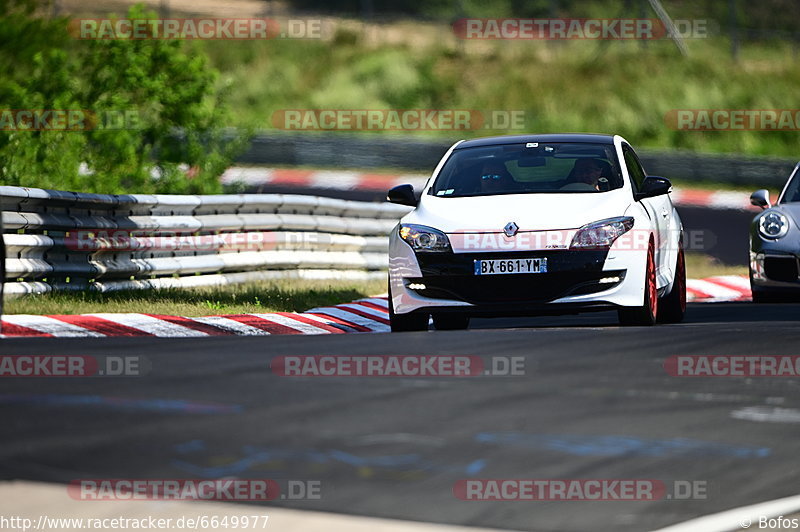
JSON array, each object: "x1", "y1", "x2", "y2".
[
  {"x1": 221, "y1": 166, "x2": 770, "y2": 211},
  {"x1": 0, "y1": 298, "x2": 390, "y2": 338},
  {"x1": 686, "y1": 275, "x2": 750, "y2": 303},
  {"x1": 221, "y1": 167, "x2": 428, "y2": 194},
  {"x1": 1, "y1": 277, "x2": 751, "y2": 337}
]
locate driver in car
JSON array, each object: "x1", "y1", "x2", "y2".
[
  {"x1": 570, "y1": 158, "x2": 604, "y2": 190},
  {"x1": 479, "y1": 160, "x2": 516, "y2": 194}
]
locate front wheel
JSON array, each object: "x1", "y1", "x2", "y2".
[
  {"x1": 657, "y1": 244, "x2": 686, "y2": 323},
  {"x1": 618, "y1": 240, "x2": 658, "y2": 326}
]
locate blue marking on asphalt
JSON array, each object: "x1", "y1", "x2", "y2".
[
  {"x1": 171, "y1": 442, "x2": 488, "y2": 478},
  {"x1": 465, "y1": 459, "x2": 487, "y2": 475},
  {"x1": 475, "y1": 432, "x2": 771, "y2": 458},
  {"x1": 174, "y1": 439, "x2": 207, "y2": 454},
  {"x1": 0, "y1": 394, "x2": 242, "y2": 414}
]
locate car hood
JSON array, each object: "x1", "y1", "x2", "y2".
[
  {"x1": 403, "y1": 189, "x2": 633, "y2": 233},
  {"x1": 776, "y1": 203, "x2": 800, "y2": 227}
]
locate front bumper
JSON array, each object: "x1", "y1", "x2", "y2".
[
  {"x1": 750, "y1": 250, "x2": 800, "y2": 292},
  {"x1": 390, "y1": 234, "x2": 647, "y2": 317}
]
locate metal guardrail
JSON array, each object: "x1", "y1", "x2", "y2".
[
  {"x1": 1, "y1": 186, "x2": 411, "y2": 297},
  {"x1": 237, "y1": 133, "x2": 798, "y2": 188}
]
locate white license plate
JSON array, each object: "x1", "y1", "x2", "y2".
[{"x1": 474, "y1": 257, "x2": 548, "y2": 275}]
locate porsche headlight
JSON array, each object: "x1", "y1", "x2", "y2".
[
  {"x1": 399, "y1": 224, "x2": 452, "y2": 252},
  {"x1": 759, "y1": 211, "x2": 789, "y2": 239},
  {"x1": 570, "y1": 216, "x2": 635, "y2": 249}
]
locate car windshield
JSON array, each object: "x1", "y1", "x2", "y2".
[
  {"x1": 780, "y1": 166, "x2": 800, "y2": 203},
  {"x1": 430, "y1": 142, "x2": 623, "y2": 197}
]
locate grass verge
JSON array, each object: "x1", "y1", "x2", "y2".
[
  {"x1": 199, "y1": 32, "x2": 800, "y2": 158},
  {"x1": 4, "y1": 278, "x2": 387, "y2": 316},
  {"x1": 685, "y1": 252, "x2": 747, "y2": 279}
]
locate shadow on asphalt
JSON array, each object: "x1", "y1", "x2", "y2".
[{"x1": 468, "y1": 301, "x2": 800, "y2": 330}]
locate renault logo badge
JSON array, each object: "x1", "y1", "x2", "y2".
[{"x1": 503, "y1": 222, "x2": 519, "y2": 237}]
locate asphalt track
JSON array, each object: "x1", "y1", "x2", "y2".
[{"x1": 2, "y1": 302, "x2": 800, "y2": 531}]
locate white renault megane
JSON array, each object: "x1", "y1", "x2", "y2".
[{"x1": 386, "y1": 134, "x2": 686, "y2": 331}]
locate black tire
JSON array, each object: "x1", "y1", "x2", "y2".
[
  {"x1": 657, "y1": 244, "x2": 686, "y2": 323},
  {"x1": 388, "y1": 285, "x2": 428, "y2": 332},
  {"x1": 432, "y1": 314, "x2": 470, "y2": 330},
  {"x1": 618, "y1": 240, "x2": 658, "y2": 326}
]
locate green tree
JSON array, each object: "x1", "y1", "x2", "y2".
[{"x1": 0, "y1": 1, "x2": 244, "y2": 194}]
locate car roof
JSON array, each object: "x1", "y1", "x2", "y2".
[{"x1": 455, "y1": 134, "x2": 616, "y2": 149}]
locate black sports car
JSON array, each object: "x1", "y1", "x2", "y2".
[{"x1": 749, "y1": 162, "x2": 800, "y2": 302}]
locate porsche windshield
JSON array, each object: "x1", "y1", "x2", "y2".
[
  {"x1": 430, "y1": 142, "x2": 623, "y2": 197},
  {"x1": 780, "y1": 166, "x2": 800, "y2": 203}
]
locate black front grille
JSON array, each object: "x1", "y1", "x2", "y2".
[
  {"x1": 411, "y1": 249, "x2": 619, "y2": 304},
  {"x1": 764, "y1": 256, "x2": 799, "y2": 282}
]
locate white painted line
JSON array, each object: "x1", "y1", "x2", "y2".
[
  {"x1": 88, "y1": 313, "x2": 208, "y2": 337},
  {"x1": 192, "y1": 316, "x2": 271, "y2": 336},
  {"x1": 1, "y1": 315, "x2": 104, "y2": 337},
  {"x1": 731, "y1": 406, "x2": 800, "y2": 424},
  {"x1": 651, "y1": 493, "x2": 800, "y2": 531}
]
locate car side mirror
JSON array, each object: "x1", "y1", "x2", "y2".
[
  {"x1": 636, "y1": 176, "x2": 672, "y2": 201},
  {"x1": 750, "y1": 189, "x2": 771, "y2": 210},
  {"x1": 387, "y1": 184, "x2": 418, "y2": 207}
]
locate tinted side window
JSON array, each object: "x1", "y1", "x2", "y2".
[{"x1": 622, "y1": 145, "x2": 646, "y2": 192}]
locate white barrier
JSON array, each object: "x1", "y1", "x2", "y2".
[{"x1": 1, "y1": 187, "x2": 411, "y2": 296}]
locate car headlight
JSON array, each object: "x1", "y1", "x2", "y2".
[
  {"x1": 759, "y1": 210, "x2": 789, "y2": 239},
  {"x1": 399, "y1": 224, "x2": 452, "y2": 252},
  {"x1": 570, "y1": 216, "x2": 635, "y2": 249}
]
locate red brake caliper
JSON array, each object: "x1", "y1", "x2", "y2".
[{"x1": 648, "y1": 246, "x2": 657, "y2": 317}]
